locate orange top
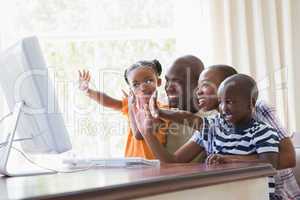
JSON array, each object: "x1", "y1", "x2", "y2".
[{"x1": 121, "y1": 98, "x2": 168, "y2": 159}]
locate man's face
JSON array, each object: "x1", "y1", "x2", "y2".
[
  {"x1": 217, "y1": 83, "x2": 253, "y2": 126},
  {"x1": 165, "y1": 66, "x2": 196, "y2": 111}
]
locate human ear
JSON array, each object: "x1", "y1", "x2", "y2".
[{"x1": 249, "y1": 97, "x2": 256, "y2": 111}]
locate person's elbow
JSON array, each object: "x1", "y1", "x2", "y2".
[
  {"x1": 258, "y1": 152, "x2": 279, "y2": 169},
  {"x1": 278, "y1": 138, "x2": 296, "y2": 169},
  {"x1": 278, "y1": 152, "x2": 296, "y2": 169}
]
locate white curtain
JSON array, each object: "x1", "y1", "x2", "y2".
[
  {"x1": 208, "y1": 0, "x2": 291, "y2": 132},
  {"x1": 289, "y1": 0, "x2": 300, "y2": 144},
  {"x1": 176, "y1": 0, "x2": 300, "y2": 140},
  {"x1": 0, "y1": 5, "x2": 8, "y2": 132},
  {"x1": 208, "y1": 0, "x2": 300, "y2": 141}
]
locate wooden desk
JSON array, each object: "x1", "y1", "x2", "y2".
[{"x1": 0, "y1": 162, "x2": 275, "y2": 200}]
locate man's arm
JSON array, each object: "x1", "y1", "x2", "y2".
[
  {"x1": 158, "y1": 109, "x2": 203, "y2": 130},
  {"x1": 258, "y1": 152, "x2": 279, "y2": 169},
  {"x1": 256, "y1": 101, "x2": 296, "y2": 169},
  {"x1": 150, "y1": 91, "x2": 203, "y2": 130},
  {"x1": 278, "y1": 138, "x2": 296, "y2": 169},
  {"x1": 135, "y1": 104, "x2": 204, "y2": 163},
  {"x1": 174, "y1": 141, "x2": 206, "y2": 163}
]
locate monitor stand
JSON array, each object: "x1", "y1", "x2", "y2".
[{"x1": 0, "y1": 101, "x2": 57, "y2": 177}]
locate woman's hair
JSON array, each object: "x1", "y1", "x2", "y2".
[{"x1": 124, "y1": 59, "x2": 162, "y2": 84}]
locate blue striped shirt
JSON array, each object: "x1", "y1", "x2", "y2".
[{"x1": 191, "y1": 114, "x2": 279, "y2": 197}]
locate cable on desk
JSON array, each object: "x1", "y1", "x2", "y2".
[{"x1": 11, "y1": 146, "x2": 96, "y2": 173}]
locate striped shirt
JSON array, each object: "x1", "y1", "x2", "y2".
[{"x1": 191, "y1": 114, "x2": 279, "y2": 197}]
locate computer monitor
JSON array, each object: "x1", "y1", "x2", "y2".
[{"x1": 0, "y1": 36, "x2": 72, "y2": 176}]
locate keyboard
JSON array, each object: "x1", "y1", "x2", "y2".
[{"x1": 62, "y1": 157, "x2": 160, "y2": 168}]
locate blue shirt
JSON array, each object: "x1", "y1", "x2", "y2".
[{"x1": 191, "y1": 114, "x2": 279, "y2": 196}]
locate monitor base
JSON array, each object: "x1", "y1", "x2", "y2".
[{"x1": 0, "y1": 102, "x2": 55, "y2": 177}]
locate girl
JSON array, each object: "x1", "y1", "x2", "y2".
[{"x1": 78, "y1": 60, "x2": 167, "y2": 159}]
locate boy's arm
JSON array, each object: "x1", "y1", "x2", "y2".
[
  {"x1": 86, "y1": 89, "x2": 123, "y2": 111},
  {"x1": 254, "y1": 126, "x2": 280, "y2": 169}
]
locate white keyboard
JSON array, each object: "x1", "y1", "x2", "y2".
[{"x1": 62, "y1": 157, "x2": 160, "y2": 168}]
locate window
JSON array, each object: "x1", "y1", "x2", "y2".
[
  {"x1": 0, "y1": 0, "x2": 293, "y2": 156},
  {"x1": 0, "y1": 0, "x2": 176, "y2": 157}
]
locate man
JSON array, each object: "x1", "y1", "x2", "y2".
[{"x1": 164, "y1": 55, "x2": 204, "y2": 153}]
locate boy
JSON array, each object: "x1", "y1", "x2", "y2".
[{"x1": 134, "y1": 74, "x2": 279, "y2": 199}]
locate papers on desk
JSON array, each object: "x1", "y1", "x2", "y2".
[{"x1": 62, "y1": 157, "x2": 160, "y2": 169}]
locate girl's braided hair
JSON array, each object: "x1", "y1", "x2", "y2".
[{"x1": 124, "y1": 59, "x2": 162, "y2": 84}]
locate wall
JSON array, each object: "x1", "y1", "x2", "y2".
[{"x1": 290, "y1": 0, "x2": 300, "y2": 145}]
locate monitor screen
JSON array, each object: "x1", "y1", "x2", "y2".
[{"x1": 0, "y1": 36, "x2": 72, "y2": 154}]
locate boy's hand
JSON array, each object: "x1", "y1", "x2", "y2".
[
  {"x1": 149, "y1": 91, "x2": 159, "y2": 119},
  {"x1": 78, "y1": 70, "x2": 91, "y2": 92},
  {"x1": 206, "y1": 154, "x2": 228, "y2": 165}
]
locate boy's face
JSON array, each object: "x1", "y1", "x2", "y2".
[
  {"x1": 128, "y1": 67, "x2": 161, "y2": 104},
  {"x1": 217, "y1": 83, "x2": 253, "y2": 126},
  {"x1": 196, "y1": 69, "x2": 222, "y2": 112}
]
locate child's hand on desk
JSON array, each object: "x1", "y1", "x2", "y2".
[
  {"x1": 78, "y1": 70, "x2": 90, "y2": 93},
  {"x1": 206, "y1": 154, "x2": 229, "y2": 165}
]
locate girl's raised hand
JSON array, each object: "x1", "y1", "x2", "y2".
[{"x1": 78, "y1": 70, "x2": 91, "y2": 92}]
